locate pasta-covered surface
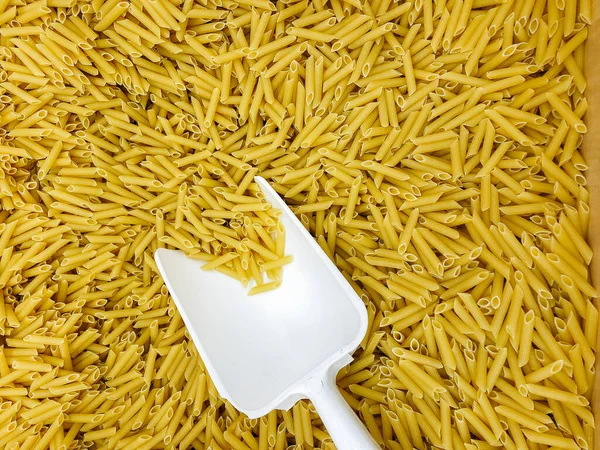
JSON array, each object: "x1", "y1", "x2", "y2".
[{"x1": 0, "y1": 0, "x2": 596, "y2": 448}]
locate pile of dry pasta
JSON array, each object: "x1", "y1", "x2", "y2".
[{"x1": 0, "y1": 0, "x2": 596, "y2": 447}]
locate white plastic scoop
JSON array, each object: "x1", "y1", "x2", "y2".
[{"x1": 155, "y1": 176, "x2": 379, "y2": 450}]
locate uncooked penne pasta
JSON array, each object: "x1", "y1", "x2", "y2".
[{"x1": 0, "y1": 0, "x2": 594, "y2": 448}]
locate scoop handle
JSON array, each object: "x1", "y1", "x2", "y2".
[{"x1": 306, "y1": 369, "x2": 380, "y2": 450}]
